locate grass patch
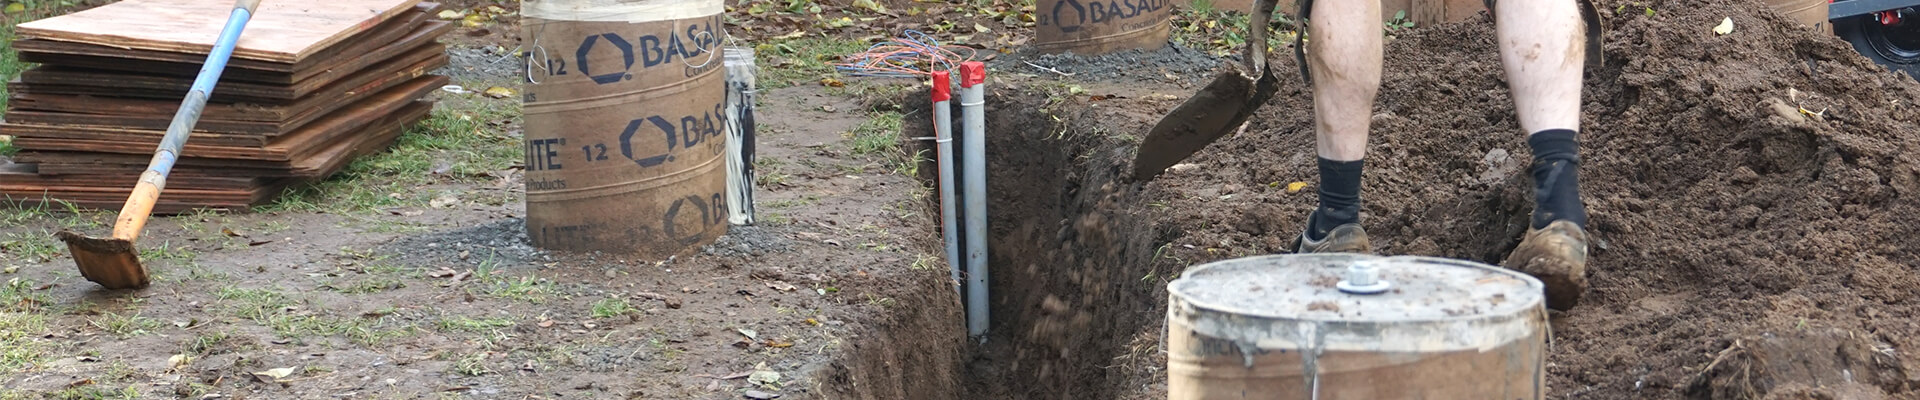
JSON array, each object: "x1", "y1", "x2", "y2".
[
  {"x1": 754, "y1": 36, "x2": 867, "y2": 89},
  {"x1": 215, "y1": 286, "x2": 295, "y2": 321},
  {"x1": 344, "y1": 322, "x2": 416, "y2": 347},
  {"x1": 182, "y1": 264, "x2": 231, "y2": 282},
  {"x1": 213, "y1": 287, "x2": 386, "y2": 340},
  {"x1": 469, "y1": 257, "x2": 556, "y2": 303},
  {"x1": 452, "y1": 352, "x2": 491, "y2": 376},
  {"x1": 2, "y1": 277, "x2": 51, "y2": 313},
  {"x1": 0, "y1": 312, "x2": 49, "y2": 374},
  {"x1": 0, "y1": 136, "x2": 15, "y2": 158},
  {"x1": 137, "y1": 240, "x2": 197, "y2": 264},
  {"x1": 590, "y1": 298, "x2": 635, "y2": 319},
  {"x1": 50, "y1": 385, "x2": 139, "y2": 400},
  {"x1": 0, "y1": 196, "x2": 57, "y2": 227},
  {"x1": 846, "y1": 111, "x2": 904, "y2": 156},
  {"x1": 185, "y1": 331, "x2": 243, "y2": 355},
  {"x1": 437, "y1": 316, "x2": 514, "y2": 333},
  {"x1": 334, "y1": 277, "x2": 406, "y2": 294},
  {"x1": 89, "y1": 312, "x2": 161, "y2": 338},
  {"x1": 0, "y1": 230, "x2": 62, "y2": 263},
  {"x1": 260, "y1": 105, "x2": 520, "y2": 214}
]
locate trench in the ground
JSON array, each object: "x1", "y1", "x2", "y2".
[{"x1": 888, "y1": 89, "x2": 1169, "y2": 399}]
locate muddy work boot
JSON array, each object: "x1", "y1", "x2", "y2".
[
  {"x1": 1502, "y1": 220, "x2": 1589, "y2": 311},
  {"x1": 1289, "y1": 223, "x2": 1371, "y2": 254}
]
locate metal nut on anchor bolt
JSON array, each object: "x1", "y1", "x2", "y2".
[{"x1": 1337, "y1": 260, "x2": 1391, "y2": 294}]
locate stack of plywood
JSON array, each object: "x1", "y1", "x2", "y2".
[{"x1": 0, "y1": 0, "x2": 450, "y2": 212}]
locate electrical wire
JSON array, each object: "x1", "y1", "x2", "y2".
[{"x1": 834, "y1": 30, "x2": 978, "y2": 78}]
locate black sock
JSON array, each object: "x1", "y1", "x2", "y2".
[
  {"x1": 1308, "y1": 158, "x2": 1363, "y2": 241},
  {"x1": 1527, "y1": 129, "x2": 1588, "y2": 229}
]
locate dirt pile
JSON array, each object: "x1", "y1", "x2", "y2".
[
  {"x1": 1138, "y1": 0, "x2": 1920, "y2": 397},
  {"x1": 992, "y1": 43, "x2": 1226, "y2": 87}
]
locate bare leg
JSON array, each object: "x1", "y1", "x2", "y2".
[
  {"x1": 1308, "y1": 0, "x2": 1383, "y2": 161},
  {"x1": 1292, "y1": 0, "x2": 1382, "y2": 251},
  {"x1": 1497, "y1": 0, "x2": 1591, "y2": 312},
  {"x1": 1496, "y1": 0, "x2": 1584, "y2": 134}
]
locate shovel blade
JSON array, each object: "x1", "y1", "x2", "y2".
[
  {"x1": 56, "y1": 231, "x2": 149, "y2": 290},
  {"x1": 1132, "y1": 67, "x2": 1281, "y2": 181}
]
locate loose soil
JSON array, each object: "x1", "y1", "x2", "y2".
[
  {"x1": 948, "y1": 0, "x2": 1920, "y2": 399},
  {"x1": 9, "y1": 0, "x2": 1920, "y2": 399},
  {"x1": 895, "y1": 0, "x2": 1920, "y2": 399}
]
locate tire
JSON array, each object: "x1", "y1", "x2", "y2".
[{"x1": 1834, "y1": 12, "x2": 1920, "y2": 79}]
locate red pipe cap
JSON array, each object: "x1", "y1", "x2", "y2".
[
  {"x1": 932, "y1": 71, "x2": 952, "y2": 102},
  {"x1": 960, "y1": 62, "x2": 986, "y2": 88}
]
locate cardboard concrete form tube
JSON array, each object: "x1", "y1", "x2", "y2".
[
  {"x1": 1032, "y1": 0, "x2": 1173, "y2": 55},
  {"x1": 522, "y1": 0, "x2": 729, "y2": 257},
  {"x1": 1766, "y1": 0, "x2": 1829, "y2": 32}
]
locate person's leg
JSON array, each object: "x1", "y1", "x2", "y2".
[
  {"x1": 1497, "y1": 0, "x2": 1587, "y2": 229},
  {"x1": 1496, "y1": 0, "x2": 1589, "y2": 311},
  {"x1": 1297, "y1": 0, "x2": 1383, "y2": 251}
]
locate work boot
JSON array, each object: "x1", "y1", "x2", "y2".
[
  {"x1": 1289, "y1": 223, "x2": 1371, "y2": 254},
  {"x1": 1502, "y1": 220, "x2": 1589, "y2": 311}
]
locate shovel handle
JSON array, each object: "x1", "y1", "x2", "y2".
[
  {"x1": 1246, "y1": 0, "x2": 1279, "y2": 74},
  {"x1": 108, "y1": 0, "x2": 259, "y2": 241}
]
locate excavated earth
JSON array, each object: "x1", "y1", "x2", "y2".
[{"x1": 905, "y1": 0, "x2": 1920, "y2": 398}]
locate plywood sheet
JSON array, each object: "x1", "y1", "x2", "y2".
[
  {"x1": 15, "y1": 0, "x2": 424, "y2": 64},
  {"x1": 20, "y1": 101, "x2": 422, "y2": 178},
  {"x1": 14, "y1": 13, "x2": 447, "y2": 85},
  {"x1": 7, "y1": 52, "x2": 449, "y2": 135},
  {"x1": 15, "y1": 43, "x2": 448, "y2": 103},
  {"x1": 6, "y1": 78, "x2": 440, "y2": 161}
]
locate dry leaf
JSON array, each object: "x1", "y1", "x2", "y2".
[
  {"x1": 819, "y1": 77, "x2": 845, "y2": 88},
  {"x1": 747, "y1": 370, "x2": 781, "y2": 385},
  {"x1": 254, "y1": 367, "x2": 297, "y2": 381},
  {"x1": 852, "y1": 0, "x2": 889, "y2": 13},
  {"x1": 436, "y1": 10, "x2": 463, "y2": 20},
  {"x1": 430, "y1": 195, "x2": 459, "y2": 208},
  {"x1": 538, "y1": 320, "x2": 555, "y2": 328},
  {"x1": 483, "y1": 87, "x2": 515, "y2": 99},
  {"x1": 737, "y1": 328, "x2": 759, "y2": 340},
  {"x1": 766, "y1": 281, "x2": 797, "y2": 292},
  {"x1": 167, "y1": 354, "x2": 192, "y2": 370},
  {"x1": 1286, "y1": 182, "x2": 1309, "y2": 193},
  {"x1": 766, "y1": 340, "x2": 794, "y2": 348},
  {"x1": 222, "y1": 227, "x2": 243, "y2": 237}
]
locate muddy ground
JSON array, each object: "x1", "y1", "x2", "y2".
[
  {"x1": 6, "y1": 0, "x2": 1920, "y2": 399},
  {"x1": 940, "y1": 0, "x2": 1920, "y2": 399},
  {"x1": 1, "y1": 1, "x2": 965, "y2": 399}
]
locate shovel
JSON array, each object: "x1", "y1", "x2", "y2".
[
  {"x1": 56, "y1": 0, "x2": 263, "y2": 290},
  {"x1": 1132, "y1": 0, "x2": 1285, "y2": 181}
]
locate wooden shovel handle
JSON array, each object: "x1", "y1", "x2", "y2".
[{"x1": 110, "y1": 172, "x2": 166, "y2": 241}]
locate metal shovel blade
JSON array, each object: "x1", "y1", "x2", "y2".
[
  {"x1": 56, "y1": 231, "x2": 150, "y2": 290},
  {"x1": 1131, "y1": 65, "x2": 1281, "y2": 182}
]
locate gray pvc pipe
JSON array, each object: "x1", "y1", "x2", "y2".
[
  {"x1": 933, "y1": 72, "x2": 962, "y2": 302},
  {"x1": 960, "y1": 63, "x2": 989, "y2": 337}
]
